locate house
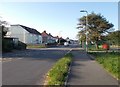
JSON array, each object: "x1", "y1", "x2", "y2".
[
  {"x1": 53, "y1": 36, "x2": 59, "y2": 43},
  {"x1": 41, "y1": 30, "x2": 56, "y2": 44},
  {"x1": 41, "y1": 30, "x2": 48, "y2": 43},
  {"x1": 6, "y1": 24, "x2": 42, "y2": 44},
  {"x1": 48, "y1": 33, "x2": 56, "y2": 43}
]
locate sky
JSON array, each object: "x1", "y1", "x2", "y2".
[{"x1": 0, "y1": 2, "x2": 118, "y2": 40}]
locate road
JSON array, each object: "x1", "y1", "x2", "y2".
[
  {"x1": 2, "y1": 47, "x2": 72, "y2": 85},
  {"x1": 2, "y1": 45, "x2": 119, "y2": 86}
]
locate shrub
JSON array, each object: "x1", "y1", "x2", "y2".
[
  {"x1": 2, "y1": 39, "x2": 13, "y2": 52},
  {"x1": 16, "y1": 41, "x2": 26, "y2": 50}
]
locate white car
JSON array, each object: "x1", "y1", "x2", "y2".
[{"x1": 64, "y1": 42, "x2": 69, "y2": 46}]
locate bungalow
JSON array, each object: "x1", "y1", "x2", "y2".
[{"x1": 6, "y1": 24, "x2": 42, "y2": 44}]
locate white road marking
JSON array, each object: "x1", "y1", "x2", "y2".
[{"x1": 0, "y1": 58, "x2": 23, "y2": 62}]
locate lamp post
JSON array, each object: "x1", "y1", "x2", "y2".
[{"x1": 80, "y1": 10, "x2": 88, "y2": 52}]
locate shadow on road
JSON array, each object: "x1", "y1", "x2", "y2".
[{"x1": 2, "y1": 48, "x2": 68, "y2": 60}]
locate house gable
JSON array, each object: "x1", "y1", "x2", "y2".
[
  {"x1": 8, "y1": 24, "x2": 42, "y2": 44},
  {"x1": 41, "y1": 30, "x2": 49, "y2": 37},
  {"x1": 19, "y1": 25, "x2": 41, "y2": 35}
]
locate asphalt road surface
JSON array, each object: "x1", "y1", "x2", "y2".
[
  {"x1": 2, "y1": 48, "x2": 71, "y2": 85},
  {"x1": 2, "y1": 45, "x2": 119, "y2": 86}
]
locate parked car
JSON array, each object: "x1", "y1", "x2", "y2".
[{"x1": 64, "y1": 42, "x2": 69, "y2": 46}]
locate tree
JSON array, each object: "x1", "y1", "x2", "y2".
[
  {"x1": 0, "y1": 17, "x2": 10, "y2": 52},
  {"x1": 0, "y1": 17, "x2": 9, "y2": 38},
  {"x1": 77, "y1": 12, "x2": 114, "y2": 49},
  {"x1": 107, "y1": 30, "x2": 120, "y2": 46}
]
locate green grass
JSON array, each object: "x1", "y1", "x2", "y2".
[
  {"x1": 89, "y1": 52, "x2": 120, "y2": 80},
  {"x1": 46, "y1": 53, "x2": 73, "y2": 85},
  {"x1": 27, "y1": 44, "x2": 46, "y2": 48}
]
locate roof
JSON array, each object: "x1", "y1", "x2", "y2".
[
  {"x1": 48, "y1": 33, "x2": 53, "y2": 37},
  {"x1": 41, "y1": 31, "x2": 55, "y2": 38},
  {"x1": 11, "y1": 24, "x2": 41, "y2": 35},
  {"x1": 54, "y1": 36, "x2": 59, "y2": 39},
  {"x1": 41, "y1": 30, "x2": 49, "y2": 37}
]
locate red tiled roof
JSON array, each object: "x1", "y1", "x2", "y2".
[{"x1": 41, "y1": 30, "x2": 49, "y2": 37}]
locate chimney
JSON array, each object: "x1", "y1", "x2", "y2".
[{"x1": 43, "y1": 30, "x2": 46, "y2": 33}]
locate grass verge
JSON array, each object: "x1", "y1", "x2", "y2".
[
  {"x1": 44, "y1": 53, "x2": 73, "y2": 86},
  {"x1": 89, "y1": 52, "x2": 120, "y2": 80},
  {"x1": 27, "y1": 44, "x2": 46, "y2": 48}
]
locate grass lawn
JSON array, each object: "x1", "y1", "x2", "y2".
[
  {"x1": 89, "y1": 52, "x2": 120, "y2": 80},
  {"x1": 27, "y1": 44, "x2": 46, "y2": 48}
]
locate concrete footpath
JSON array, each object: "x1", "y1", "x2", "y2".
[{"x1": 67, "y1": 50, "x2": 118, "y2": 85}]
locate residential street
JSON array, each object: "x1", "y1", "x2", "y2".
[
  {"x1": 1, "y1": 2, "x2": 119, "y2": 87},
  {"x1": 2, "y1": 48, "x2": 71, "y2": 85},
  {"x1": 2, "y1": 46, "x2": 119, "y2": 86}
]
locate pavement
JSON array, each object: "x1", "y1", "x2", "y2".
[
  {"x1": 2, "y1": 48, "x2": 70, "y2": 85},
  {"x1": 67, "y1": 50, "x2": 119, "y2": 85}
]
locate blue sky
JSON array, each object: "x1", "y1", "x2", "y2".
[{"x1": 0, "y1": 2, "x2": 118, "y2": 40}]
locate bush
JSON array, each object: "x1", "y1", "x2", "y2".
[
  {"x1": 46, "y1": 53, "x2": 73, "y2": 85},
  {"x1": 2, "y1": 39, "x2": 13, "y2": 52},
  {"x1": 2, "y1": 38, "x2": 27, "y2": 52},
  {"x1": 16, "y1": 41, "x2": 26, "y2": 50},
  {"x1": 88, "y1": 45, "x2": 104, "y2": 51}
]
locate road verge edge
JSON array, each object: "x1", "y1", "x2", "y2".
[{"x1": 44, "y1": 49, "x2": 73, "y2": 86}]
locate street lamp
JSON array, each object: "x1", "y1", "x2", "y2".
[{"x1": 80, "y1": 10, "x2": 88, "y2": 52}]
